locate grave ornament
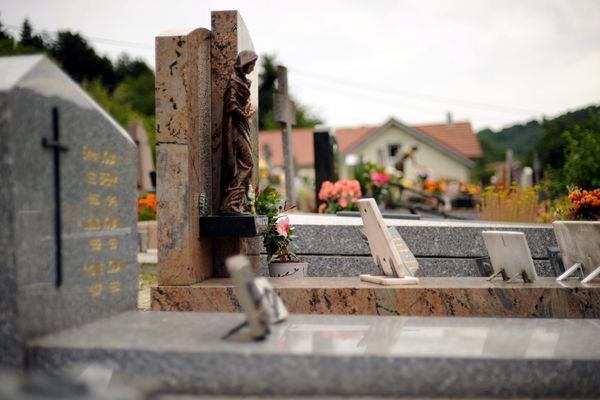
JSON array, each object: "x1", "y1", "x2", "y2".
[
  {"x1": 482, "y1": 231, "x2": 538, "y2": 283},
  {"x1": 219, "y1": 50, "x2": 259, "y2": 215},
  {"x1": 358, "y1": 198, "x2": 419, "y2": 285},
  {"x1": 224, "y1": 255, "x2": 288, "y2": 340}
]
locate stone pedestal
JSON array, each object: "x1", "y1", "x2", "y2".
[
  {"x1": 156, "y1": 28, "x2": 213, "y2": 285},
  {"x1": 151, "y1": 277, "x2": 600, "y2": 318}
]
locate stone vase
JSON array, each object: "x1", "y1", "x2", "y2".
[{"x1": 268, "y1": 261, "x2": 308, "y2": 279}]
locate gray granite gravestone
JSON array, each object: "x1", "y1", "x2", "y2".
[{"x1": 0, "y1": 55, "x2": 137, "y2": 368}]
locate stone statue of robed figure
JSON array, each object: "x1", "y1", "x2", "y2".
[{"x1": 219, "y1": 50, "x2": 258, "y2": 215}]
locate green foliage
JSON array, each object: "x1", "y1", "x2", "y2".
[
  {"x1": 20, "y1": 18, "x2": 45, "y2": 50},
  {"x1": 258, "y1": 53, "x2": 323, "y2": 130},
  {"x1": 536, "y1": 106, "x2": 600, "y2": 197},
  {"x1": 50, "y1": 31, "x2": 118, "y2": 90},
  {"x1": 0, "y1": 16, "x2": 157, "y2": 163},
  {"x1": 255, "y1": 185, "x2": 297, "y2": 262},
  {"x1": 255, "y1": 185, "x2": 281, "y2": 222},
  {"x1": 474, "y1": 120, "x2": 544, "y2": 185},
  {"x1": 563, "y1": 129, "x2": 600, "y2": 190},
  {"x1": 537, "y1": 106, "x2": 600, "y2": 171}
]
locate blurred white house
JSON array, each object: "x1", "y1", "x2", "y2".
[{"x1": 259, "y1": 115, "x2": 482, "y2": 183}]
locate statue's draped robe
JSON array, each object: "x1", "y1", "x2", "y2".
[{"x1": 219, "y1": 57, "x2": 255, "y2": 214}]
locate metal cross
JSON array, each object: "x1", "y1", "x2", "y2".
[{"x1": 42, "y1": 107, "x2": 69, "y2": 287}]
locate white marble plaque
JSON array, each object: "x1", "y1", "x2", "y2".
[
  {"x1": 482, "y1": 231, "x2": 538, "y2": 282},
  {"x1": 553, "y1": 221, "x2": 600, "y2": 282},
  {"x1": 358, "y1": 199, "x2": 419, "y2": 285}
]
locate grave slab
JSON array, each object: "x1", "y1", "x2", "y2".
[
  {"x1": 0, "y1": 55, "x2": 137, "y2": 367},
  {"x1": 287, "y1": 214, "x2": 557, "y2": 258},
  {"x1": 28, "y1": 311, "x2": 600, "y2": 398},
  {"x1": 151, "y1": 277, "x2": 600, "y2": 318}
]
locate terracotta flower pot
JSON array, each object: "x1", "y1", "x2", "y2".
[{"x1": 268, "y1": 261, "x2": 308, "y2": 279}]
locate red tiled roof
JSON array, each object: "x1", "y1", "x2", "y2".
[
  {"x1": 259, "y1": 128, "x2": 314, "y2": 168},
  {"x1": 413, "y1": 122, "x2": 482, "y2": 159},
  {"x1": 259, "y1": 121, "x2": 481, "y2": 168}
]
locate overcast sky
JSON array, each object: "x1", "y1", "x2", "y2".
[{"x1": 2, "y1": 0, "x2": 599, "y2": 131}]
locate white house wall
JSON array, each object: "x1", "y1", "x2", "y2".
[{"x1": 350, "y1": 124, "x2": 471, "y2": 182}]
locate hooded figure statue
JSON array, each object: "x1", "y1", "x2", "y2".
[{"x1": 219, "y1": 50, "x2": 259, "y2": 215}]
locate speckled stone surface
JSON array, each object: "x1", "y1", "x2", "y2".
[
  {"x1": 0, "y1": 56, "x2": 137, "y2": 367},
  {"x1": 258, "y1": 255, "x2": 554, "y2": 278},
  {"x1": 151, "y1": 277, "x2": 600, "y2": 318},
  {"x1": 287, "y1": 214, "x2": 557, "y2": 258},
  {"x1": 28, "y1": 311, "x2": 600, "y2": 397},
  {"x1": 155, "y1": 29, "x2": 213, "y2": 285}
]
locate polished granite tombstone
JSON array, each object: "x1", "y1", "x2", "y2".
[
  {"x1": 151, "y1": 277, "x2": 600, "y2": 318},
  {"x1": 28, "y1": 311, "x2": 600, "y2": 397},
  {"x1": 260, "y1": 214, "x2": 559, "y2": 277},
  {"x1": 0, "y1": 55, "x2": 137, "y2": 367}
]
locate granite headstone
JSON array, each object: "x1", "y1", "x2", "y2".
[{"x1": 0, "y1": 55, "x2": 138, "y2": 368}]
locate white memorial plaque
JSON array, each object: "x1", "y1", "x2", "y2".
[
  {"x1": 482, "y1": 231, "x2": 538, "y2": 283},
  {"x1": 358, "y1": 198, "x2": 419, "y2": 285},
  {"x1": 226, "y1": 255, "x2": 288, "y2": 340},
  {"x1": 553, "y1": 221, "x2": 600, "y2": 283}
]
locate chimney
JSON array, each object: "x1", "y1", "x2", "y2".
[{"x1": 446, "y1": 112, "x2": 454, "y2": 128}]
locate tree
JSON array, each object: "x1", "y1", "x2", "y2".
[
  {"x1": 258, "y1": 53, "x2": 322, "y2": 130},
  {"x1": 50, "y1": 31, "x2": 117, "y2": 90},
  {"x1": 562, "y1": 128, "x2": 600, "y2": 190},
  {"x1": 19, "y1": 18, "x2": 45, "y2": 50},
  {"x1": 0, "y1": 14, "x2": 9, "y2": 40}
]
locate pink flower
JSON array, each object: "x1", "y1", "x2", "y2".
[
  {"x1": 319, "y1": 181, "x2": 334, "y2": 201},
  {"x1": 275, "y1": 216, "x2": 289, "y2": 237},
  {"x1": 339, "y1": 197, "x2": 348, "y2": 208},
  {"x1": 318, "y1": 203, "x2": 326, "y2": 213},
  {"x1": 371, "y1": 171, "x2": 389, "y2": 187}
]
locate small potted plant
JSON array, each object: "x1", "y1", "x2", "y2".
[{"x1": 256, "y1": 185, "x2": 308, "y2": 278}]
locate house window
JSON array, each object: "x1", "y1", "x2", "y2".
[{"x1": 387, "y1": 144, "x2": 401, "y2": 164}]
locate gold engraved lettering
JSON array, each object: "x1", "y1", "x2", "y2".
[
  {"x1": 103, "y1": 216, "x2": 122, "y2": 230},
  {"x1": 99, "y1": 172, "x2": 119, "y2": 187},
  {"x1": 108, "y1": 281, "x2": 121, "y2": 293},
  {"x1": 87, "y1": 193, "x2": 101, "y2": 206},
  {"x1": 89, "y1": 283, "x2": 103, "y2": 298},
  {"x1": 84, "y1": 217, "x2": 102, "y2": 231},
  {"x1": 108, "y1": 238, "x2": 118, "y2": 251},
  {"x1": 107, "y1": 260, "x2": 125, "y2": 274},
  {"x1": 101, "y1": 151, "x2": 120, "y2": 166},
  {"x1": 83, "y1": 263, "x2": 104, "y2": 277},
  {"x1": 86, "y1": 172, "x2": 98, "y2": 186},
  {"x1": 82, "y1": 146, "x2": 99, "y2": 162},
  {"x1": 89, "y1": 238, "x2": 102, "y2": 252},
  {"x1": 106, "y1": 195, "x2": 118, "y2": 208}
]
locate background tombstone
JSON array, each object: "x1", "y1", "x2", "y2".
[
  {"x1": 314, "y1": 125, "x2": 337, "y2": 210},
  {"x1": 127, "y1": 120, "x2": 155, "y2": 192},
  {"x1": 210, "y1": 10, "x2": 261, "y2": 277},
  {"x1": 0, "y1": 55, "x2": 138, "y2": 368}
]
